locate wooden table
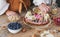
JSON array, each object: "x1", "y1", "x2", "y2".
[{"x1": 0, "y1": 8, "x2": 60, "y2": 37}]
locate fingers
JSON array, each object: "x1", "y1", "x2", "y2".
[
  {"x1": 38, "y1": 4, "x2": 50, "y2": 13},
  {"x1": 19, "y1": 3, "x2": 22, "y2": 13}
]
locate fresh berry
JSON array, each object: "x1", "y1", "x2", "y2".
[{"x1": 8, "y1": 22, "x2": 22, "y2": 30}]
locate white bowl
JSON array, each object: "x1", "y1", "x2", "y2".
[{"x1": 8, "y1": 28, "x2": 22, "y2": 34}]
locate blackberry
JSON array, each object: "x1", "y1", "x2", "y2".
[{"x1": 33, "y1": 20, "x2": 39, "y2": 23}]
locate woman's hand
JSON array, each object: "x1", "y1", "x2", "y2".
[{"x1": 38, "y1": 3, "x2": 50, "y2": 13}]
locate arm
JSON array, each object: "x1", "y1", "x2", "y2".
[{"x1": 19, "y1": 0, "x2": 27, "y2": 10}]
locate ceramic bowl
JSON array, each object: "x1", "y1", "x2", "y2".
[{"x1": 8, "y1": 22, "x2": 22, "y2": 34}]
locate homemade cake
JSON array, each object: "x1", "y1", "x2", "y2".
[{"x1": 24, "y1": 7, "x2": 50, "y2": 26}]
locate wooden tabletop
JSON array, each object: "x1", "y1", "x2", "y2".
[{"x1": 0, "y1": 8, "x2": 60, "y2": 37}]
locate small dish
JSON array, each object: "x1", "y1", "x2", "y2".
[{"x1": 8, "y1": 22, "x2": 22, "y2": 34}]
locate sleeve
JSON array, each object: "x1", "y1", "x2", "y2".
[
  {"x1": 52, "y1": 0, "x2": 56, "y2": 3},
  {"x1": 33, "y1": 0, "x2": 46, "y2": 6}
]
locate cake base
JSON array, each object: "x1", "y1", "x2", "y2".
[{"x1": 23, "y1": 18, "x2": 51, "y2": 29}]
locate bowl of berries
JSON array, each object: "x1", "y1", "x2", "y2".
[{"x1": 8, "y1": 22, "x2": 22, "y2": 34}]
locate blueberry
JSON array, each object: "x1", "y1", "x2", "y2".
[{"x1": 8, "y1": 22, "x2": 22, "y2": 30}]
